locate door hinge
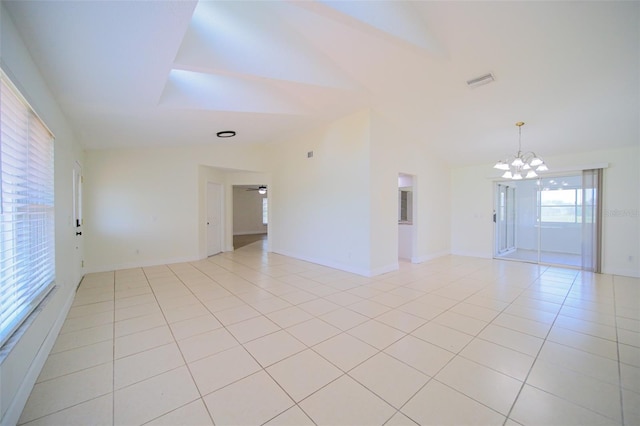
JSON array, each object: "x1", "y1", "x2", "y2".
[{"x1": 81, "y1": 260, "x2": 84, "y2": 268}]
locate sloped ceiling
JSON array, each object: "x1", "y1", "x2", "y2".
[{"x1": 3, "y1": 0, "x2": 639, "y2": 165}]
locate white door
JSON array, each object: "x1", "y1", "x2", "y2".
[
  {"x1": 72, "y1": 161, "x2": 84, "y2": 284},
  {"x1": 207, "y1": 182, "x2": 223, "y2": 256}
]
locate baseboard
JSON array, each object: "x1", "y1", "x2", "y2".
[
  {"x1": 233, "y1": 232, "x2": 267, "y2": 236},
  {"x1": 370, "y1": 263, "x2": 399, "y2": 276},
  {"x1": 86, "y1": 255, "x2": 201, "y2": 274},
  {"x1": 450, "y1": 250, "x2": 493, "y2": 259},
  {"x1": 602, "y1": 266, "x2": 640, "y2": 278},
  {"x1": 411, "y1": 250, "x2": 450, "y2": 264},
  {"x1": 272, "y1": 249, "x2": 377, "y2": 277},
  {"x1": 2, "y1": 285, "x2": 75, "y2": 426}
]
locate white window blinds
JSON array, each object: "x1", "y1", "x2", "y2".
[{"x1": 0, "y1": 71, "x2": 55, "y2": 348}]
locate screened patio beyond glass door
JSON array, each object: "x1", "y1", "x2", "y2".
[{"x1": 494, "y1": 171, "x2": 601, "y2": 271}]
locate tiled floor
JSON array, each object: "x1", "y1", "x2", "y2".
[
  {"x1": 18, "y1": 242, "x2": 640, "y2": 425},
  {"x1": 497, "y1": 249, "x2": 582, "y2": 268}
]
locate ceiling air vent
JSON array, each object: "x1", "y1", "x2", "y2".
[{"x1": 466, "y1": 73, "x2": 495, "y2": 88}]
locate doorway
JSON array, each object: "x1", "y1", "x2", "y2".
[
  {"x1": 72, "y1": 161, "x2": 84, "y2": 284},
  {"x1": 206, "y1": 182, "x2": 223, "y2": 256},
  {"x1": 232, "y1": 185, "x2": 268, "y2": 250},
  {"x1": 398, "y1": 173, "x2": 415, "y2": 261},
  {"x1": 494, "y1": 170, "x2": 602, "y2": 271}
]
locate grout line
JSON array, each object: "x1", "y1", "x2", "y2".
[
  {"x1": 111, "y1": 270, "x2": 116, "y2": 426},
  {"x1": 612, "y1": 276, "x2": 626, "y2": 426},
  {"x1": 24, "y1": 253, "x2": 635, "y2": 426}
]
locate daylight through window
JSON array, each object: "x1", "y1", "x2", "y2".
[{"x1": 0, "y1": 71, "x2": 55, "y2": 348}]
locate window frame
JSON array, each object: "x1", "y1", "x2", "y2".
[
  {"x1": 539, "y1": 187, "x2": 582, "y2": 224},
  {"x1": 0, "y1": 70, "x2": 56, "y2": 349}
]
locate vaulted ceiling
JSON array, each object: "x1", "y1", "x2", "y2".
[{"x1": 3, "y1": 1, "x2": 639, "y2": 165}]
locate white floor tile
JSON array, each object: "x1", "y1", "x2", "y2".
[
  {"x1": 114, "y1": 342, "x2": 184, "y2": 389},
  {"x1": 203, "y1": 371, "x2": 294, "y2": 425},
  {"x1": 19, "y1": 363, "x2": 113, "y2": 424},
  {"x1": 526, "y1": 359, "x2": 622, "y2": 421},
  {"x1": 348, "y1": 320, "x2": 406, "y2": 350},
  {"x1": 266, "y1": 349, "x2": 342, "y2": 402},
  {"x1": 226, "y1": 315, "x2": 280, "y2": 343},
  {"x1": 460, "y1": 338, "x2": 535, "y2": 381},
  {"x1": 145, "y1": 400, "x2": 213, "y2": 425},
  {"x1": 37, "y1": 340, "x2": 113, "y2": 382},
  {"x1": 436, "y1": 356, "x2": 522, "y2": 415},
  {"x1": 412, "y1": 321, "x2": 474, "y2": 353},
  {"x1": 350, "y1": 352, "x2": 429, "y2": 408},
  {"x1": 510, "y1": 384, "x2": 618, "y2": 426},
  {"x1": 19, "y1": 251, "x2": 636, "y2": 426},
  {"x1": 313, "y1": 332, "x2": 378, "y2": 371},
  {"x1": 402, "y1": 380, "x2": 505, "y2": 426},
  {"x1": 299, "y1": 375, "x2": 395, "y2": 425},
  {"x1": 177, "y1": 327, "x2": 238, "y2": 363},
  {"x1": 286, "y1": 318, "x2": 341, "y2": 346},
  {"x1": 263, "y1": 406, "x2": 315, "y2": 426},
  {"x1": 18, "y1": 394, "x2": 112, "y2": 426},
  {"x1": 114, "y1": 366, "x2": 199, "y2": 425},
  {"x1": 385, "y1": 335, "x2": 454, "y2": 377},
  {"x1": 188, "y1": 346, "x2": 261, "y2": 396},
  {"x1": 243, "y1": 330, "x2": 306, "y2": 367}
]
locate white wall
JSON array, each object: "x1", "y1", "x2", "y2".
[
  {"x1": 370, "y1": 111, "x2": 452, "y2": 271},
  {"x1": 233, "y1": 187, "x2": 267, "y2": 236},
  {"x1": 0, "y1": 7, "x2": 85, "y2": 425},
  {"x1": 451, "y1": 146, "x2": 640, "y2": 277},
  {"x1": 269, "y1": 110, "x2": 373, "y2": 275},
  {"x1": 85, "y1": 146, "x2": 270, "y2": 272}
]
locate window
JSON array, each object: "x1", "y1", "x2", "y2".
[
  {"x1": 398, "y1": 189, "x2": 412, "y2": 223},
  {"x1": 1, "y1": 71, "x2": 55, "y2": 348},
  {"x1": 540, "y1": 188, "x2": 582, "y2": 223},
  {"x1": 262, "y1": 197, "x2": 268, "y2": 225}
]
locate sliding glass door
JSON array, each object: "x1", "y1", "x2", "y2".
[
  {"x1": 494, "y1": 170, "x2": 602, "y2": 271},
  {"x1": 495, "y1": 184, "x2": 516, "y2": 255}
]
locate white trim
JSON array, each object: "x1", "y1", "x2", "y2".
[
  {"x1": 411, "y1": 250, "x2": 450, "y2": 264},
  {"x1": 602, "y1": 267, "x2": 640, "y2": 278},
  {"x1": 451, "y1": 250, "x2": 493, "y2": 259},
  {"x1": 370, "y1": 263, "x2": 399, "y2": 277},
  {"x1": 272, "y1": 249, "x2": 390, "y2": 277},
  {"x1": 86, "y1": 255, "x2": 201, "y2": 274}
]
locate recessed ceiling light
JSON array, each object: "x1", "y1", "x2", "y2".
[{"x1": 216, "y1": 130, "x2": 236, "y2": 138}]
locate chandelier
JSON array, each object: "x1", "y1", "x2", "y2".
[{"x1": 493, "y1": 122, "x2": 548, "y2": 179}]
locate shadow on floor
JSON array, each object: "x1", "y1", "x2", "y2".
[{"x1": 233, "y1": 233, "x2": 267, "y2": 250}]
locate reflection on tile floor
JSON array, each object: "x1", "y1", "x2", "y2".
[
  {"x1": 497, "y1": 249, "x2": 582, "y2": 268},
  {"x1": 18, "y1": 242, "x2": 640, "y2": 425}
]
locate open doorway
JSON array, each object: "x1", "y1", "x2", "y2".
[
  {"x1": 398, "y1": 173, "x2": 415, "y2": 261},
  {"x1": 232, "y1": 185, "x2": 268, "y2": 250}
]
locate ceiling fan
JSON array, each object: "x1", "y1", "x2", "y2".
[{"x1": 246, "y1": 185, "x2": 267, "y2": 194}]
